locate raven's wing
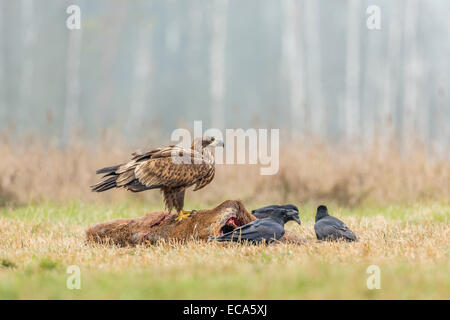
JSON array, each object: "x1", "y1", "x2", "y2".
[
  {"x1": 251, "y1": 204, "x2": 299, "y2": 219},
  {"x1": 251, "y1": 205, "x2": 280, "y2": 219},
  {"x1": 314, "y1": 217, "x2": 357, "y2": 241},
  {"x1": 215, "y1": 219, "x2": 285, "y2": 243}
]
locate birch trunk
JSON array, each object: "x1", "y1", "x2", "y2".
[
  {"x1": 93, "y1": 3, "x2": 128, "y2": 129},
  {"x1": 344, "y1": 0, "x2": 361, "y2": 141},
  {"x1": 380, "y1": 5, "x2": 402, "y2": 145},
  {"x1": 63, "y1": 27, "x2": 83, "y2": 144},
  {"x1": 19, "y1": 0, "x2": 35, "y2": 130},
  {"x1": 282, "y1": 0, "x2": 305, "y2": 139},
  {"x1": 402, "y1": 0, "x2": 423, "y2": 149},
  {"x1": 126, "y1": 25, "x2": 152, "y2": 136},
  {"x1": 0, "y1": 2, "x2": 5, "y2": 126},
  {"x1": 362, "y1": 18, "x2": 382, "y2": 146},
  {"x1": 186, "y1": 0, "x2": 203, "y2": 117},
  {"x1": 209, "y1": 0, "x2": 228, "y2": 130},
  {"x1": 304, "y1": 0, "x2": 325, "y2": 138},
  {"x1": 165, "y1": 0, "x2": 180, "y2": 55}
]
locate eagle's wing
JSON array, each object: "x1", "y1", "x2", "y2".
[
  {"x1": 130, "y1": 144, "x2": 176, "y2": 161},
  {"x1": 92, "y1": 144, "x2": 213, "y2": 194},
  {"x1": 134, "y1": 146, "x2": 214, "y2": 190}
]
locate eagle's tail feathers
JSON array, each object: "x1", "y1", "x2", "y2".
[
  {"x1": 91, "y1": 176, "x2": 118, "y2": 192},
  {"x1": 96, "y1": 164, "x2": 122, "y2": 175}
]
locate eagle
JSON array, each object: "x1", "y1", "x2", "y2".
[{"x1": 91, "y1": 136, "x2": 224, "y2": 221}]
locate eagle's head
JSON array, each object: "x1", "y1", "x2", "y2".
[{"x1": 192, "y1": 136, "x2": 224, "y2": 151}]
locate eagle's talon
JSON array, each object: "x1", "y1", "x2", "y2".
[{"x1": 175, "y1": 210, "x2": 193, "y2": 222}]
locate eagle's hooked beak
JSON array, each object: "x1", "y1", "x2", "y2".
[{"x1": 209, "y1": 139, "x2": 224, "y2": 148}]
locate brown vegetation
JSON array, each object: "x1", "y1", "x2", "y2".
[{"x1": 0, "y1": 137, "x2": 448, "y2": 207}]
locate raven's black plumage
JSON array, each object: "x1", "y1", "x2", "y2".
[
  {"x1": 314, "y1": 205, "x2": 358, "y2": 242},
  {"x1": 251, "y1": 204, "x2": 298, "y2": 219},
  {"x1": 210, "y1": 207, "x2": 301, "y2": 244}
]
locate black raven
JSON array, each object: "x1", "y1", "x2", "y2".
[
  {"x1": 314, "y1": 205, "x2": 358, "y2": 241},
  {"x1": 209, "y1": 207, "x2": 301, "y2": 244},
  {"x1": 251, "y1": 204, "x2": 298, "y2": 219}
]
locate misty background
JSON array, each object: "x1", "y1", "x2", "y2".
[{"x1": 0, "y1": 0, "x2": 449, "y2": 152}]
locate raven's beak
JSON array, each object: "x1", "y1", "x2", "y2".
[
  {"x1": 292, "y1": 215, "x2": 301, "y2": 225},
  {"x1": 288, "y1": 210, "x2": 301, "y2": 225}
]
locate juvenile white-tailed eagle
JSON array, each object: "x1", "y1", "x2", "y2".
[{"x1": 91, "y1": 136, "x2": 224, "y2": 221}]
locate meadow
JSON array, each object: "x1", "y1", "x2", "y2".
[
  {"x1": 0, "y1": 139, "x2": 449, "y2": 299},
  {"x1": 0, "y1": 201, "x2": 448, "y2": 299}
]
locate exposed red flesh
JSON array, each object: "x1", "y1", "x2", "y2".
[
  {"x1": 227, "y1": 217, "x2": 242, "y2": 228},
  {"x1": 219, "y1": 217, "x2": 244, "y2": 235}
]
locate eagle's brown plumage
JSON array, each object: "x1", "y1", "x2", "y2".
[{"x1": 91, "y1": 136, "x2": 224, "y2": 220}]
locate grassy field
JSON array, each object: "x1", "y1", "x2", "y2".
[{"x1": 0, "y1": 201, "x2": 448, "y2": 299}]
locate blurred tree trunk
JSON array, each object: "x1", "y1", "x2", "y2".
[
  {"x1": 380, "y1": 4, "x2": 402, "y2": 146},
  {"x1": 93, "y1": 2, "x2": 128, "y2": 130},
  {"x1": 362, "y1": 16, "x2": 382, "y2": 147},
  {"x1": 19, "y1": 0, "x2": 35, "y2": 132},
  {"x1": 63, "y1": 26, "x2": 83, "y2": 144},
  {"x1": 186, "y1": 0, "x2": 203, "y2": 118},
  {"x1": 165, "y1": 0, "x2": 181, "y2": 55},
  {"x1": 0, "y1": 1, "x2": 5, "y2": 126},
  {"x1": 209, "y1": 0, "x2": 228, "y2": 130},
  {"x1": 282, "y1": 0, "x2": 305, "y2": 139},
  {"x1": 344, "y1": 0, "x2": 361, "y2": 141},
  {"x1": 402, "y1": 0, "x2": 424, "y2": 149},
  {"x1": 126, "y1": 24, "x2": 152, "y2": 137},
  {"x1": 304, "y1": 0, "x2": 325, "y2": 138}
]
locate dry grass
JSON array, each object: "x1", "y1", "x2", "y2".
[
  {"x1": 0, "y1": 137, "x2": 448, "y2": 207},
  {"x1": 0, "y1": 202, "x2": 448, "y2": 299},
  {"x1": 0, "y1": 137, "x2": 448, "y2": 299}
]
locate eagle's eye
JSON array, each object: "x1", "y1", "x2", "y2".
[{"x1": 210, "y1": 137, "x2": 215, "y2": 142}]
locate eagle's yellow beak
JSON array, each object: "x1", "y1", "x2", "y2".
[{"x1": 209, "y1": 140, "x2": 224, "y2": 148}]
